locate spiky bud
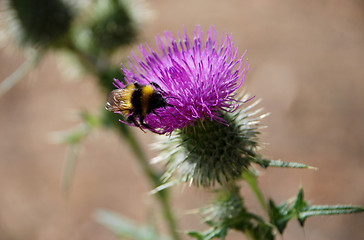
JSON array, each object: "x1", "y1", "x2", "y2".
[
  {"x1": 153, "y1": 96, "x2": 268, "y2": 187},
  {"x1": 6, "y1": 0, "x2": 74, "y2": 48},
  {"x1": 90, "y1": 2, "x2": 136, "y2": 50},
  {"x1": 194, "y1": 186, "x2": 274, "y2": 240}
]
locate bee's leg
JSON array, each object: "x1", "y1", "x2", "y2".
[
  {"x1": 133, "y1": 82, "x2": 141, "y2": 88},
  {"x1": 139, "y1": 115, "x2": 162, "y2": 134},
  {"x1": 161, "y1": 106, "x2": 175, "y2": 117},
  {"x1": 151, "y1": 109, "x2": 163, "y2": 124},
  {"x1": 150, "y1": 82, "x2": 169, "y2": 95},
  {"x1": 127, "y1": 113, "x2": 146, "y2": 133},
  {"x1": 139, "y1": 115, "x2": 150, "y2": 129},
  {"x1": 166, "y1": 103, "x2": 175, "y2": 107},
  {"x1": 150, "y1": 82, "x2": 162, "y2": 90}
]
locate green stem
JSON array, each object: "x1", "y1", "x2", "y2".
[
  {"x1": 121, "y1": 127, "x2": 180, "y2": 240},
  {"x1": 0, "y1": 49, "x2": 44, "y2": 97},
  {"x1": 61, "y1": 143, "x2": 80, "y2": 196},
  {"x1": 63, "y1": 39, "x2": 180, "y2": 240},
  {"x1": 244, "y1": 229, "x2": 257, "y2": 240},
  {"x1": 243, "y1": 171, "x2": 268, "y2": 215}
]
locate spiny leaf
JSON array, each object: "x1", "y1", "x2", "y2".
[
  {"x1": 268, "y1": 199, "x2": 294, "y2": 234},
  {"x1": 269, "y1": 188, "x2": 364, "y2": 232},
  {"x1": 297, "y1": 205, "x2": 364, "y2": 225},
  {"x1": 187, "y1": 228, "x2": 226, "y2": 240},
  {"x1": 251, "y1": 157, "x2": 316, "y2": 169},
  {"x1": 292, "y1": 188, "x2": 309, "y2": 225},
  {"x1": 187, "y1": 231, "x2": 204, "y2": 240},
  {"x1": 293, "y1": 188, "x2": 308, "y2": 210}
]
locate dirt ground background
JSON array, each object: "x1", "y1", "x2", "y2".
[{"x1": 0, "y1": 0, "x2": 363, "y2": 239}]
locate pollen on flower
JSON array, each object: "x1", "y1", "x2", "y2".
[{"x1": 112, "y1": 25, "x2": 249, "y2": 134}]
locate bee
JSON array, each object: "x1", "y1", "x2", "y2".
[{"x1": 105, "y1": 82, "x2": 172, "y2": 133}]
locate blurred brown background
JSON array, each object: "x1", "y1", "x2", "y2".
[{"x1": 0, "y1": 0, "x2": 363, "y2": 239}]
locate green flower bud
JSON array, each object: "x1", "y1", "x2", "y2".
[
  {"x1": 153, "y1": 96, "x2": 268, "y2": 187},
  {"x1": 203, "y1": 186, "x2": 248, "y2": 227},
  {"x1": 196, "y1": 186, "x2": 274, "y2": 240},
  {"x1": 6, "y1": 0, "x2": 74, "y2": 48},
  {"x1": 88, "y1": 0, "x2": 137, "y2": 52}
]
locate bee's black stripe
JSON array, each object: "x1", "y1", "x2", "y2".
[{"x1": 131, "y1": 87, "x2": 142, "y2": 112}]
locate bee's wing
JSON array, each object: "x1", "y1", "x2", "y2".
[{"x1": 105, "y1": 88, "x2": 134, "y2": 112}]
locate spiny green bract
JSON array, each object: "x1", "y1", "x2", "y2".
[
  {"x1": 189, "y1": 186, "x2": 274, "y2": 240},
  {"x1": 153, "y1": 97, "x2": 268, "y2": 187}
]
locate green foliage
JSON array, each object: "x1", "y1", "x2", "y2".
[
  {"x1": 3, "y1": 1, "x2": 363, "y2": 239},
  {"x1": 251, "y1": 156, "x2": 315, "y2": 169},
  {"x1": 269, "y1": 188, "x2": 364, "y2": 234},
  {"x1": 188, "y1": 186, "x2": 274, "y2": 240},
  {"x1": 90, "y1": 0, "x2": 137, "y2": 51},
  {"x1": 268, "y1": 199, "x2": 293, "y2": 234},
  {"x1": 154, "y1": 104, "x2": 265, "y2": 187},
  {"x1": 95, "y1": 210, "x2": 169, "y2": 240},
  {"x1": 0, "y1": 50, "x2": 44, "y2": 97},
  {"x1": 3, "y1": 0, "x2": 181, "y2": 239},
  {"x1": 71, "y1": 0, "x2": 138, "y2": 55}
]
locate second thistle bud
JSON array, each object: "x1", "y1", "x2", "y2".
[
  {"x1": 6, "y1": 0, "x2": 74, "y2": 48},
  {"x1": 192, "y1": 186, "x2": 274, "y2": 240}
]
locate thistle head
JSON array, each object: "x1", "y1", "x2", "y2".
[
  {"x1": 112, "y1": 25, "x2": 249, "y2": 134},
  {"x1": 152, "y1": 94, "x2": 267, "y2": 187},
  {"x1": 110, "y1": 25, "x2": 267, "y2": 187}
]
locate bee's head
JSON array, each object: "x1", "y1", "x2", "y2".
[
  {"x1": 151, "y1": 92, "x2": 168, "y2": 109},
  {"x1": 149, "y1": 82, "x2": 175, "y2": 111}
]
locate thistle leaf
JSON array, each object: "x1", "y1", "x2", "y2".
[
  {"x1": 94, "y1": 209, "x2": 168, "y2": 240},
  {"x1": 251, "y1": 157, "x2": 316, "y2": 170},
  {"x1": 269, "y1": 188, "x2": 364, "y2": 233},
  {"x1": 187, "y1": 228, "x2": 227, "y2": 240},
  {"x1": 268, "y1": 199, "x2": 294, "y2": 234},
  {"x1": 297, "y1": 205, "x2": 364, "y2": 226}
]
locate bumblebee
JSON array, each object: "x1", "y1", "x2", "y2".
[{"x1": 105, "y1": 82, "x2": 171, "y2": 133}]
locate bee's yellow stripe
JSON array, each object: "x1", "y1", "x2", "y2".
[
  {"x1": 141, "y1": 85, "x2": 154, "y2": 115},
  {"x1": 125, "y1": 83, "x2": 136, "y2": 91},
  {"x1": 121, "y1": 83, "x2": 136, "y2": 115}
]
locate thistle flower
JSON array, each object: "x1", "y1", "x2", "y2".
[
  {"x1": 111, "y1": 25, "x2": 268, "y2": 187},
  {"x1": 113, "y1": 25, "x2": 249, "y2": 134}
]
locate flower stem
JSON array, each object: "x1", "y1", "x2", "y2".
[
  {"x1": 243, "y1": 171, "x2": 268, "y2": 215},
  {"x1": 63, "y1": 39, "x2": 180, "y2": 240},
  {"x1": 122, "y1": 128, "x2": 180, "y2": 240},
  {"x1": 0, "y1": 49, "x2": 44, "y2": 97}
]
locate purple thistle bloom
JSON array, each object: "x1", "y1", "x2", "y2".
[{"x1": 113, "y1": 25, "x2": 249, "y2": 134}]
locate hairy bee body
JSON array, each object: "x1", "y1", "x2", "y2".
[{"x1": 106, "y1": 82, "x2": 169, "y2": 132}]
